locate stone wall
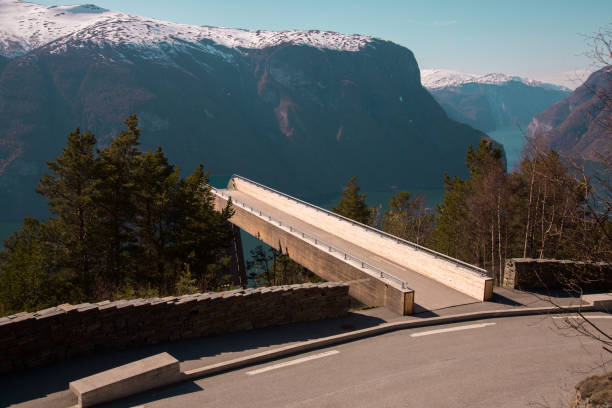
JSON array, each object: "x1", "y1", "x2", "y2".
[
  {"x1": 503, "y1": 258, "x2": 612, "y2": 291},
  {"x1": 0, "y1": 283, "x2": 350, "y2": 375}
]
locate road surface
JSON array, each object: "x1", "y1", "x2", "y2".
[{"x1": 104, "y1": 313, "x2": 612, "y2": 408}]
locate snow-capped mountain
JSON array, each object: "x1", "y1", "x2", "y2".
[
  {"x1": 421, "y1": 69, "x2": 570, "y2": 92},
  {"x1": 0, "y1": 0, "x2": 487, "y2": 222},
  {"x1": 421, "y1": 69, "x2": 572, "y2": 132},
  {"x1": 0, "y1": 0, "x2": 371, "y2": 58}
]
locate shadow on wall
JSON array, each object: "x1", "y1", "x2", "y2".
[{"x1": 0, "y1": 312, "x2": 385, "y2": 407}]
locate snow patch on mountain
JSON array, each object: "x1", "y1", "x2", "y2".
[
  {"x1": 421, "y1": 68, "x2": 570, "y2": 92},
  {"x1": 0, "y1": 0, "x2": 373, "y2": 58}
]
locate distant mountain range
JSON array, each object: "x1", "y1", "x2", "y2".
[
  {"x1": 0, "y1": 0, "x2": 487, "y2": 221},
  {"x1": 525, "y1": 66, "x2": 612, "y2": 160},
  {"x1": 421, "y1": 69, "x2": 571, "y2": 132}
]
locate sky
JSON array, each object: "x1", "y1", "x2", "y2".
[{"x1": 33, "y1": 0, "x2": 612, "y2": 89}]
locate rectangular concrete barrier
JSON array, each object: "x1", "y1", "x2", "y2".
[
  {"x1": 69, "y1": 352, "x2": 180, "y2": 407},
  {"x1": 215, "y1": 194, "x2": 415, "y2": 315},
  {"x1": 227, "y1": 175, "x2": 493, "y2": 302}
]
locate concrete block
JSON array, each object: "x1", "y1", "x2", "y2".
[
  {"x1": 583, "y1": 293, "x2": 612, "y2": 311},
  {"x1": 69, "y1": 352, "x2": 180, "y2": 407}
]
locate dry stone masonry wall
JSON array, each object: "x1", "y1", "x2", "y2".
[
  {"x1": 0, "y1": 282, "x2": 350, "y2": 374},
  {"x1": 503, "y1": 258, "x2": 612, "y2": 292}
]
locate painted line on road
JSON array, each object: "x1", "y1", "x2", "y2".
[
  {"x1": 411, "y1": 322, "x2": 496, "y2": 337},
  {"x1": 246, "y1": 350, "x2": 339, "y2": 375},
  {"x1": 552, "y1": 315, "x2": 612, "y2": 319}
]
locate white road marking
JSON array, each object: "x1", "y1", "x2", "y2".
[
  {"x1": 410, "y1": 322, "x2": 496, "y2": 337},
  {"x1": 246, "y1": 350, "x2": 339, "y2": 375},
  {"x1": 552, "y1": 315, "x2": 612, "y2": 319}
]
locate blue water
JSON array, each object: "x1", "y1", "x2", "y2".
[
  {"x1": 487, "y1": 126, "x2": 527, "y2": 172},
  {"x1": 0, "y1": 221, "x2": 21, "y2": 249}
]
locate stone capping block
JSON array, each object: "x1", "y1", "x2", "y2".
[
  {"x1": 0, "y1": 282, "x2": 350, "y2": 374},
  {"x1": 69, "y1": 352, "x2": 180, "y2": 408}
]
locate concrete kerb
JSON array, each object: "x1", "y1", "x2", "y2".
[{"x1": 68, "y1": 295, "x2": 610, "y2": 406}]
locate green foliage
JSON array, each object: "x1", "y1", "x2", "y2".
[
  {"x1": 332, "y1": 176, "x2": 373, "y2": 225},
  {"x1": 113, "y1": 282, "x2": 160, "y2": 300},
  {"x1": 36, "y1": 128, "x2": 100, "y2": 291},
  {"x1": 428, "y1": 138, "x2": 610, "y2": 283},
  {"x1": 246, "y1": 244, "x2": 322, "y2": 287},
  {"x1": 0, "y1": 115, "x2": 235, "y2": 315},
  {"x1": 382, "y1": 191, "x2": 434, "y2": 246},
  {"x1": 0, "y1": 218, "x2": 80, "y2": 315},
  {"x1": 175, "y1": 264, "x2": 199, "y2": 295}
]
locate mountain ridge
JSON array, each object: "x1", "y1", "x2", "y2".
[
  {"x1": 421, "y1": 69, "x2": 572, "y2": 133},
  {"x1": 525, "y1": 66, "x2": 612, "y2": 160},
  {"x1": 421, "y1": 68, "x2": 571, "y2": 92},
  {"x1": 0, "y1": 0, "x2": 489, "y2": 222},
  {"x1": 0, "y1": 0, "x2": 374, "y2": 58}
]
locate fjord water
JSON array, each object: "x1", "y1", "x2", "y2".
[
  {"x1": 0, "y1": 129, "x2": 523, "y2": 252},
  {"x1": 487, "y1": 126, "x2": 527, "y2": 172},
  {"x1": 233, "y1": 122, "x2": 528, "y2": 264},
  {"x1": 0, "y1": 221, "x2": 21, "y2": 249}
]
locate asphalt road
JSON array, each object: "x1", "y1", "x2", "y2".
[
  {"x1": 223, "y1": 189, "x2": 477, "y2": 312},
  {"x1": 104, "y1": 313, "x2": 612, "y2": 408}
]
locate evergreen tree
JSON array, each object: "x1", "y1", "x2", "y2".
[
  {"x1": 132, "y1": 147, "x2": 182, "y2": 290},
  {"x1": 95, "y1": 114, "x2": 142, "y2": 285},
  {"x1": 0, "y1": 114, "x2": 238, "y2": 314},
  {"x1": 332, "y1": 176, "x2": 372, "y2": 225},
  {"x1": 0, "y1": 218, "x2": 76, "y2": 314},
  {"x1": 36, "y1": 128, "x2": 99, "y2": 290},
  {"x1": 246, "y1": 245, "x2": 271, "y2": 287},
  {"x1": 430, "y1": 173, "x2": 470, "y2": 258},
  {"x1": 178, "y1": 164, "x2": 234, "y2": 291},
  {"x1": 431, "y1": 139, "x2": 507, "y2": 278}
]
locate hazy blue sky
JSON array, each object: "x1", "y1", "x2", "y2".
[{"x1": 35, "y1": 0, "x2": 611, "y2": 88}]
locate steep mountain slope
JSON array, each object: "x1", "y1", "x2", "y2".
[
  {"x1": 0, "y1": 1, "x2": 487, "y2": 221},
  {"x1": 422, "y1": 69, "x2": 571, "y2": 132},
  {"x1": 525, "y1": 66, "x2": 612, "y2": 160}
]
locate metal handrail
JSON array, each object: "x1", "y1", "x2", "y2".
[
  {"x1": 211, "y1": 187, "x2": 411, "y2": 290},
  {"x1": 227, "y1": 174, "x2": 489, "y2": 277}
]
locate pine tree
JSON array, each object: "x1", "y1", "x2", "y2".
[
  {"x1": 132, "y1": 147, "x2": 182, "y2": 290},
  {"x1": 0, "y1": 218, "x2": 76, "y2": 314},
  {"x1": 95, "y1": 114, "x2": 142, "y2": 285},
  {"x1": 36, "y1": 127, "x2": 99, "y2": 289},
  {"x1": 431, "y1": 139, "x2": 507, "y2": 278},
  {"x1": 178, "y1": 164, "x2": 234, "y2": 291},
  {"x1": 332, "y1": 176, "x2": 372, "y2": 225}
]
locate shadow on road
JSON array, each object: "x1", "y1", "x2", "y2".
[
  {"x1": 98, "y1": 381, "x2": 204, "y2": 408},
  {"x1": 0, "y1": 311, "x2": 385, "y2": 407}
]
